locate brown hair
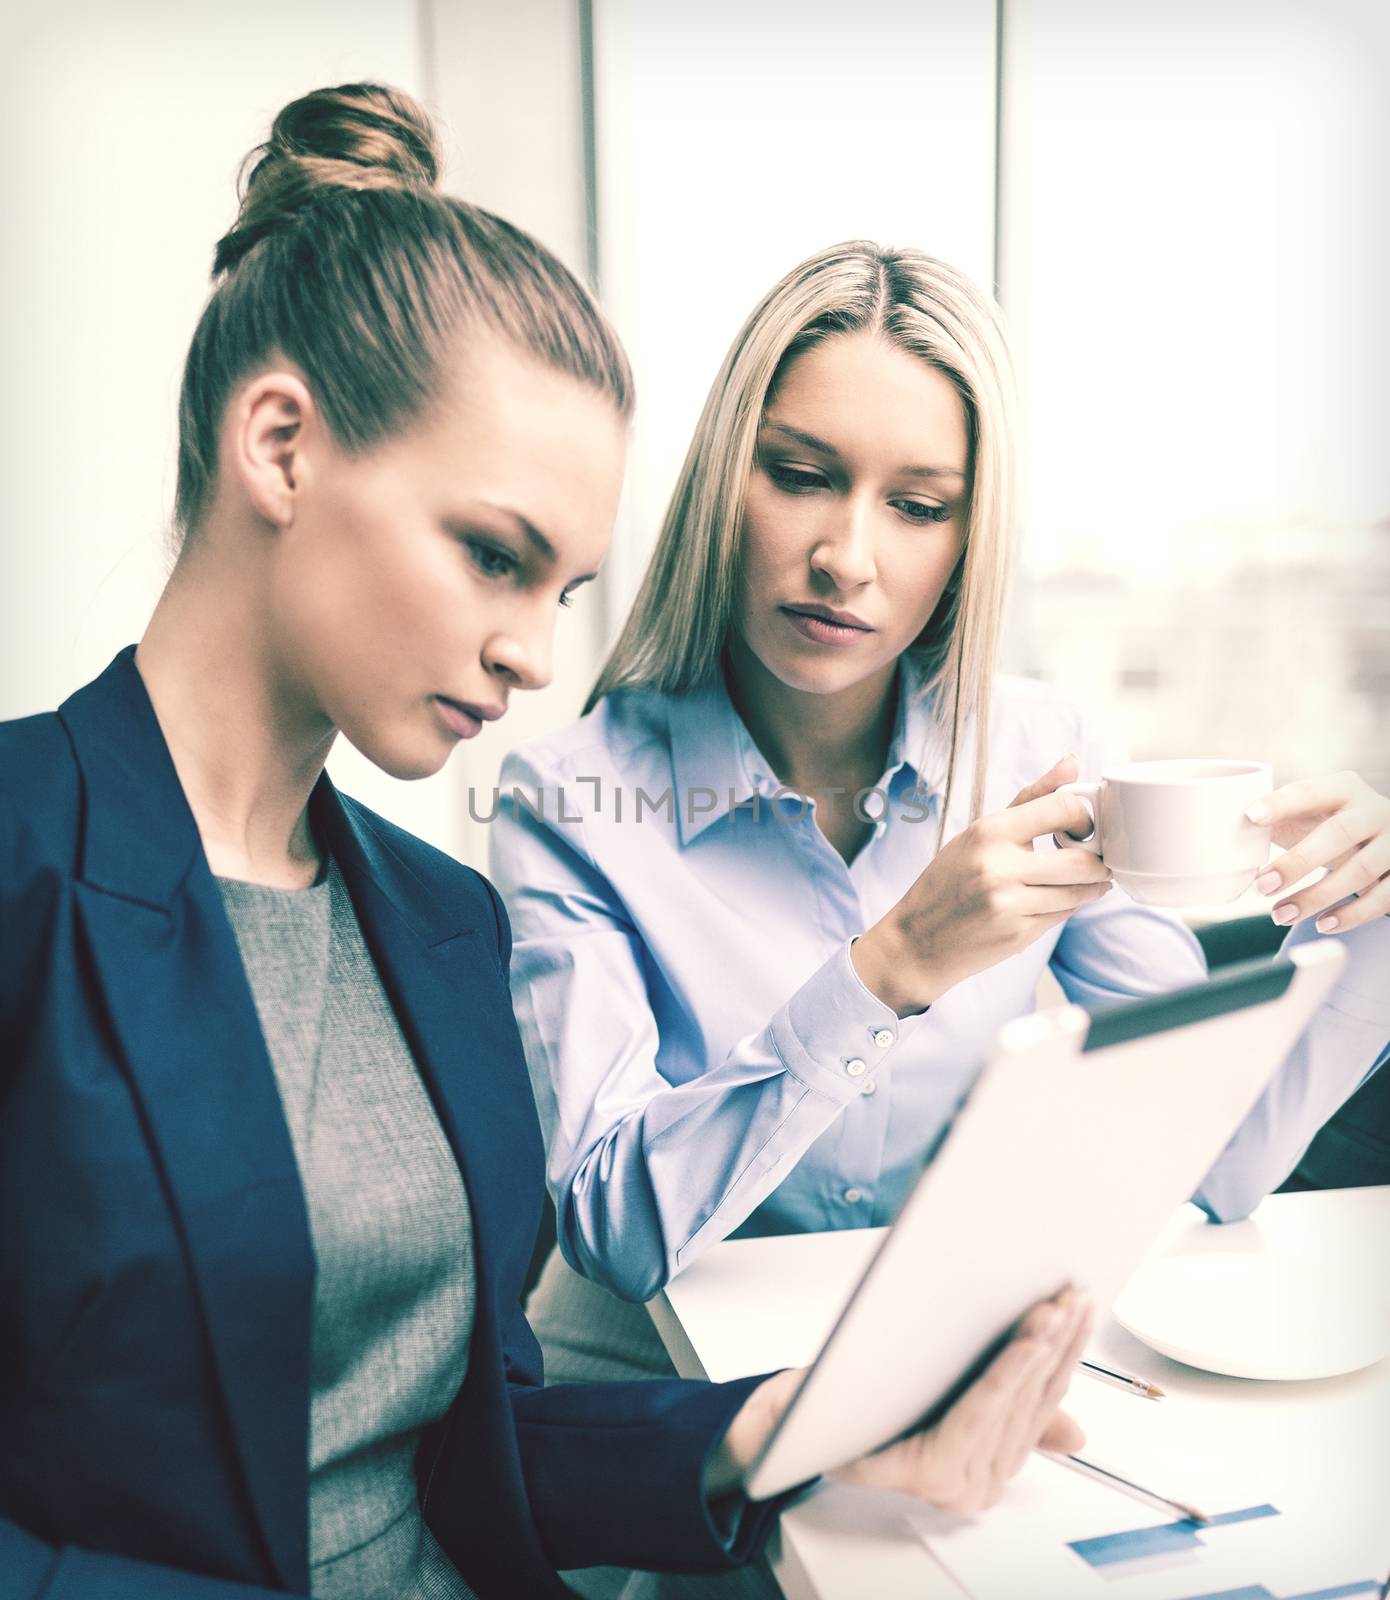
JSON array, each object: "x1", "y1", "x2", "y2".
[{"x1": 175, "y1": 82, "x2": 632, "y2": 539}]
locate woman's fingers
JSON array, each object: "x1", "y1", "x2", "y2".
[
  {"x1": 1021, "y1": 881, "x2": 1112, "y2": 917},
  {"x1": 1023, "y1": 846, "x2": 1113, "y2": 887},
  {"x1": 1306, "y1": 874, "x2": 1390, "y2": 934},
  {"x1": 1247, "y1": 771, "x2": 1370, "y2": 843},
  {"x1": 1059, "y1": 1296, "x2": 1096, "y2": 1384},
  {"x1": 1269, "y1": 832, "x2": 1390, "y2": 931},
  {"x1": 999, "y1": 789, "x2": 1095, "y2": 847},
  {"x1": 996, "y1": 1294, "x2": 1091, "y2": 1479},
  {"x1": 926, "y1": 1298, "x2": 1072, "y2": 1509},
  {"x1": 1037, "y1": 1296, "x2": 1094, "y2": 1428},
  {"x1": 1024, "y1": 904, "x2": 1101, "y2": 937},
  {"x1": 1258, "y1": 801, "x2": 1387, "y2": 896},
  {"x1": 934, "y1": 1325, "x2": 1055, "y2": 1510},
  {"x1": 1245, "y1": 769, "x2": 1390, "y2": 933},
  {"x1": 1007, "y1": 755, "x2": 1080, "y2": 811},
  {"x1": 837, "y1": 1309, "x2": 1055, "y2": 1504},
  {"x1": 992, "y1": 1320, "x2": 1068, "y2": 1480},
  {"x1": 837, "y1": 1292, "x2": 1089, "y2": 1513},
  {"x1": 1037, "y1": 1409, "x2": 1086, "y2": 1456}
]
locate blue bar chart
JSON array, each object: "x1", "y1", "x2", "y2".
[
  {"x1": 1070, "y1": 1505, "x2": 1281, "y2": 1571},
  {"x1": 1162, "y1": 1582, "x2": 1382, "y2": 1600},
  {"x1": 1068, "y1": 1504, "x2": 1384, "y2": 1599}
]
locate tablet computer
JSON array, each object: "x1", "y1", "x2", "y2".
[{"x1": 744, "y1": 941, "x2": 1345, "y2": 1500}]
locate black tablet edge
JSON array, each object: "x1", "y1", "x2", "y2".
[{"x1": 1081, "y1": 954, "x2": 1296, "y2": 1054}]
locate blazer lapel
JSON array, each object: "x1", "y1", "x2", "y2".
[
  {"x1": 58, "y1": 647, "x2": 541, "y2": 1592},
  {"x1": 61, "y1": 650, "x2": 313, "y2": 1591},
  {"x1": 316, "y1": 785, "x2": 544, "y2": 1337}
]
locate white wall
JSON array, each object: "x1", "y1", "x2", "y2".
[
  {"x1": 592, "y1": 0, "x2": 1000, "y2": 613},
  {"x1": 998, "y1": 0, "x2": 1390, "y2": 792},
  {"x1": 0, "y1": 0, "x2": 596, "y2": 869},
  {"x1": 0, "y1": 0, "x2": 423, "y2": 721}
]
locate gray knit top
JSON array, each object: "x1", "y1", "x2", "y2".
[{"x1": 217, "y1": 860, "x2": 477, "y2": 1600}]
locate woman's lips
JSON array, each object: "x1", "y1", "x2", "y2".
[
  {"x1": 780, "y1": 606, "x2": 875, "y2": 648},
  {"x1": 434, "y1": 696, "x2": 484, "y2": 739}
]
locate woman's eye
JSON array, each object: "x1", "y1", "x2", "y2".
[
  {"x1": 767, "y1": 463, "x2": 827, "y2": 493},
  {"x1": 558, "y1": 589, "x2": 577, "y2": 610},
  {"x1": 893, "y1": 499, "x2": 952, "y2": 525},
  {"x1": 465, "y1": 538, "x2": 519, "y2": 580}
]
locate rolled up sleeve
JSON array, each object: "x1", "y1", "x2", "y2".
[{"x1": 1194, "y1": 915, "x2": 1390, "y2": 1222}]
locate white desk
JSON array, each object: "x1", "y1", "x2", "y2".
[{"x1": 648, "y1": 1187, "x2": 1390, "y2": 1600}]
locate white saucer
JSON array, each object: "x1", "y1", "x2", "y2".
[{"x1": 1112, "y1": 1251, "x2": 1390, "y2": 1381}]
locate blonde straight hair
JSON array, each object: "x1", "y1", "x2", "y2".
[{"x1": 588, "y1": 240, "x2": 1018, "y2": 825}]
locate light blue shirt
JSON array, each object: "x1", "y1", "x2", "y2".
[{"x1": 490, "y1": 666, "x2": 1390, "y2": 1303}]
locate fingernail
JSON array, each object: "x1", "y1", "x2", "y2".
[
  {"x1": 1254, "y1": 870, "x2": 1281, "y2": 896},
  {"x1": 1245, "y1": 802, "x2": 1272, "y2": 824},
  {"x1": 1316, "y1": 914, "x2": 1339, "y2": 933},
  {"x1": 1271, "y1": 903, "x2": 1297, "y2": 926}
]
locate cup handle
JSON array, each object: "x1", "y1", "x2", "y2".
[{"x1": 1054, "y1": 780, "x2": 1103, "y2": 856}]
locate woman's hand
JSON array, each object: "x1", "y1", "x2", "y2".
[
  {"x1": 852, "y1": 756, "x2": 1111, "y2": 1015},
  {"x1": 1249, "y1": 771, "x2": 1390, "y2": 934},
  {"x1": 705, "y1": 1290, "x2": 1092, "y2": 1513}
]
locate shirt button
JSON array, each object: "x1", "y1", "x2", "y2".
[
  {"x1": 872, "y1": 1028, "x2": 894, "y2": 1049},
  {"x1": 843, "y1": 1187, "x2": 865, "y2": 1205},
  {"x1": 861, "y1": 1077, "x2": 878, "y2": 1096},
  {"x1": 844, "y1": 1057, "x2": 867, "y2": 1078}
]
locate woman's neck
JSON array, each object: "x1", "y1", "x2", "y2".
[
  {"x1": 724, "y1": 635, "x2": 899, "y2": 798},
  {"x1": 135, "y1": 538, "x2": 335, "y2": 888}
]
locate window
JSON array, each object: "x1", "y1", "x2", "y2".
[{"x1": 999, "y1": 0, "x2": 1389, "y2": 790}]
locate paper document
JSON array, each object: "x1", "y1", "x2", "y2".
[
  {"x1": 903, "y1": 1376, "x2": 1388, "y2": 1600},
  {"x1": 908, "y1": 1459, "x2": 1382, "y2": 1600}
]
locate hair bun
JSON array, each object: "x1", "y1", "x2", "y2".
[{"x1": 214, "y1": 82, "x2": 441, "y2": 276}]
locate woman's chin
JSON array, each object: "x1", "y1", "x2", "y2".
[
  {"x1": 760, "y1": 648, "x2": 892, "y2": 699},
  {"x1": 342, "y1": 724, "x2": 453, "y2": 784}
]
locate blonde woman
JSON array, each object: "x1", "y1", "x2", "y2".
[{"x1": 489, "y1": 240, "x2": 1390, "y2": 1533}]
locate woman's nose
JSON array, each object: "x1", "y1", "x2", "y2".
[
  {"x1": 482, "y1": 623, "x2": 553, "y2": 694},
  {"x1": 809, "y1": 500, "x2": 877, "y2": 590}
]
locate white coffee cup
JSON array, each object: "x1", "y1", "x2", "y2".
[{"x1": 1053, "y1": 759, "x2": 1274, "y2": 907}]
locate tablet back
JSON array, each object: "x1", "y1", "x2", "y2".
[{"x1": 745, "y1": 942, "x2": 1345, "y2": 1500}]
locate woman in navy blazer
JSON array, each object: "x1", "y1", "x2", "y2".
[
  {"x1": 0, "y1": 84, "x2": 1089, "y2": 1599},
  {"x1": 0, "y1": 646, "x2": 784, "y2": 1598}
]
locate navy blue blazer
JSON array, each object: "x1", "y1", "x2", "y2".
[{"x1": 0, "y1": 648, "x2": 775, "y2": 1599}]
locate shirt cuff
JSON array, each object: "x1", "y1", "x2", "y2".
[
  {"x1": 1328, "y1": 918, "x2": 1390, "y2": 1026},
  {"x1": 768, "y1": 940, "x2": 909, "y2": 1102}
]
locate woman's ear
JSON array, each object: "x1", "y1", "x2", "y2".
[{"x1": 227, "y1": 370, "x2": 317, "y2": 529}]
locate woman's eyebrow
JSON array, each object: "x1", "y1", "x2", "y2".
[
  {"x1": 475, "y1": 502, "x2": 558, "y2": 563},
  {"x1": 476, "y1": 503, "x2": 601, "y2": 587},
  {"x1": 762, "y1": 421, "x2": 965, "y2": 482},
  {"x1": 763, "y1": 421, "x2": 837, "y2": 456}
]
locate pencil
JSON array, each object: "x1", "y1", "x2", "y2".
[
  {"x1": 1041, "y1": 1450, "x2": 1209, "y2": 1525},
  {"x1": 1078, "y1": 1358, "x2": 1166, "y2": 1400}
]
